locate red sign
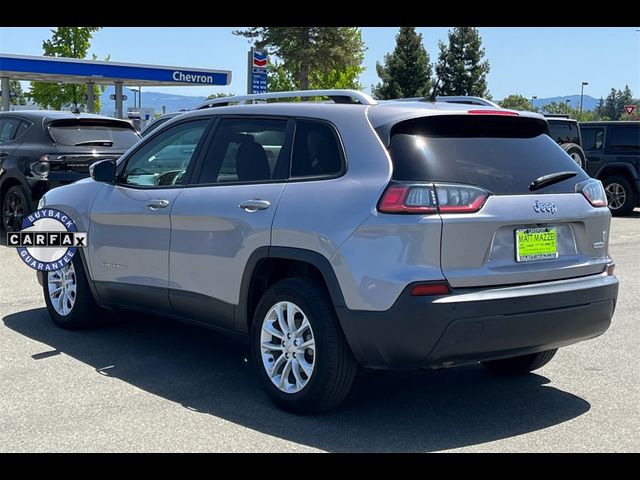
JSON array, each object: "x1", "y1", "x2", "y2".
[{"x1": 624, "y1": 105, "x2": 637, "y2": 115}]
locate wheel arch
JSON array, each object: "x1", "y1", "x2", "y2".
[{"x1": 238, "y1": 246, "x2": 346, "y2": 333}]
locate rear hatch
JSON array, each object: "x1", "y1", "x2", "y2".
[
  {"x1": 45, "y1": 118, "x2": 140, "y2": 174},
  {"x1": 380, "y1": 112, "x2": 611, "y2": 288}
]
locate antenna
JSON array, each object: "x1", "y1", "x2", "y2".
[{"x1": 427, "y1": 78, "x2": 441, "y2": 102}]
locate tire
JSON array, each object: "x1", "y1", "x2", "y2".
[
  {"x1": 2, "y1": 185, "x2": 31, "y2": 233},
  {"x1": 481, "y1": 349, "x2": 558, "y2": 375},
  {"x1": 561, "y1": 143, "x2": 586, "y2": 170},
  {"x1": 250, "y1": 278, "x2": 358, "y2": 414},
  {"x1": 43, "y1": 253, "x2": 104, "y2": 329},
  {"x1": 602, "y1": 175, "x2": 638, "y2": 216}
]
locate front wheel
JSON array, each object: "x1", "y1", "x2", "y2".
[
  {"x1": 43, "y1": 254, "x2": 104, "y2": 329},
  {"x1": 250, "y1": 278, "x2": 357, "y2": 414},
  {"x1": 602, "y1": 176, "x2": 637, "y2": 216},
  {"x1": 481, "y1": 349, "x2": 558, "y2": 375}
]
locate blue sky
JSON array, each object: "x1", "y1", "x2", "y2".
[{"x1": 1, "y1": 27, "x2": 639, "y2": 100}]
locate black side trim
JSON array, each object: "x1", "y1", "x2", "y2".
[
  {"x1": 169, "y1": 288, "x2": 235, "y2": 331},
  {"x1": 236, "y1": 246, "x2": 345, "y2": 332},
  {"x1": 94, "y1": 281, "x2": 171, "y2": 315}
]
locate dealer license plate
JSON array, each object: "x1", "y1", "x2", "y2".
[{"x1": 515, "y1": 227, "x2": 558, "y2": 262}]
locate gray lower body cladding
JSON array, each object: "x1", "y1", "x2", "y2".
[{"x1": 336, "y1": 273, "x2": 618, "y2": 370}]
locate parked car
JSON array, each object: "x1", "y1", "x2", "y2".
[
  {"x1": 579, "y1": 121, "x2": 640, "y2": 216},
  {"x1": 140, "y1": 112, "x2": 184, "y2": 137},
  {"x1": 0, "y1": 111, "x2": 141, "y2": 232},
  {"x1": 544, "y1": 115, "x2": 587, "y2": 169},
  {"x1": 37, "y1": 90, "x2": 618, "y2": 413}
]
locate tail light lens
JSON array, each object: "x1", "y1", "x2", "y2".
[
  {"x1": 378, "y1": 182, "x2": 490, "y2": 214},
  {"x1": 577, "y1": 179, "x2": 607, "y2": 208}
]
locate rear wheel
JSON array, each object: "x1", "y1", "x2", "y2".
[
  {"x1": 43, "y1": 254, "x2": 104, "y2": 329},
  {"x1": 481, "y1": 349, "x2": 557, "y2": 375},
  {"x1": 250, "y1": 278, "x2": 357, "y2": 414},
  {"x1": 602, "y1": 175, "x2": 637, "y2": 216},
  {"x1": 2, "y1": 185, "x2": 31, "y2": 233}
]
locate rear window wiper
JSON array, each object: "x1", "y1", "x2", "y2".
[
  {"x1": 529, "y1": 171, "x2": 578, "y2": 191},
  {"x1": 73, "y1": 140, "x2": 114, "y2": 147}
]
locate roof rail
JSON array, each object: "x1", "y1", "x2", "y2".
[
  {"x1": 195, "y1": 89, "x2": 377, "y2": 110},
  {"x1": 388, "y1": 95, "x2": 499, "y2": 108}
]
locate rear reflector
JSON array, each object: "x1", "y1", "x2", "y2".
[
  {"x1": 378, "y1": 182, "x2": 489, "y2": 214},
  {"x1": 410, "y1": 283, "x2": 451, "y2": 296},
  {"x1": 606, "y1": 263, "x2": 615, "y2": 276},
  {"x1": 467, "y1": 109, "x2": 519, "y2": 116}
]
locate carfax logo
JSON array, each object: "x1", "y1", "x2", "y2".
[{"x1": 6, "y1": 208, "x2": 87, "y2": 272}]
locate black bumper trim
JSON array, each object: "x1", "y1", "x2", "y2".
[{"x1": 336, "y1": 273, "x2": 618, "y2": 370}]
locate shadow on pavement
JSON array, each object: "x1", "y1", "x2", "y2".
[{"x1": 3, "y1": 307, "x2": 590, "y2": 452}]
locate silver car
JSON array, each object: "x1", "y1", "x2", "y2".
[{"x1": 36, "y1": 90, "x2": 619, "y2": 413}]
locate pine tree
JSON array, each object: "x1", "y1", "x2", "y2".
[
  {"x1": 372, "y1": 27, "x2": 432, "y2": 100},
  {"x1": 435, "y1": 27, "x2": 490, "y2": 97}
]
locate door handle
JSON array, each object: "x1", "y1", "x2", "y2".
[
  {"x1": 239, "y1": 199, "x2": 271, "y2": 212},
  {"x1": 146, "y1": 199, "x2": 170, "y2": 210},
  {"x1": 0, "y1": 152, "x2": 8, "y2": 158}
]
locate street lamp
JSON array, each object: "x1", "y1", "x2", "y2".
[
  {"x1": 531, "y1": 96, "x2": 537, "y2": 109},
  {"x1": 579, "y1": 81, "x2": 588, "y2": 120}
]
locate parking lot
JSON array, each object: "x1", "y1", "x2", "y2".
[{"x1": 0, "y1": 211, "x2": 638, "y2": 452}]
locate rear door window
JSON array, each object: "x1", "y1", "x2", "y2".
[
  {"x1": 48, "y1": 119, "x2": 140, "y2": 148},
  {"x1": 384, "y1": 115, "x2": 589, "y2": 195},
  {"x1": 291, "y1": 120, "x2": 344, "y2": 178},
  {"x1": 581, "y1": 127, "x2": 604, "y2": 151}
]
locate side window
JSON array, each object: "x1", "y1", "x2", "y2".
[
  {"x1": 120, "y1": 119, "x2": 209, "y2": 187},
  {"x1": 581, "y1": 127, "x2": 604, "y2": 151},
  {"x1": 0, "y1": 117, "x2": 22, "y2": 143},
  {"x1": 197, "y1": 118, "x2": 288, "y2": 184},
  {"x1": 14, "y1": 121, "x2": 31, "y2": 140},
  {"x1": 291, "y1": 120, "x2": 344, "y2": 178},
  {"x1": 609, "y1": 126, "x2": 640, "y2": 151}
]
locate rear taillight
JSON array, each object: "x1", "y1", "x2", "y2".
[
  {"x1": 576, "y1": 179, "x2": 608, "y2": 208},
  {"x1": 378, "y1": 182, "x2": 490, "y2": 214}
]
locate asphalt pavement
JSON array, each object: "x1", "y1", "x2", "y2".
[{"x1": 1, "y1": 210, "x2": 638, "y2": 452}]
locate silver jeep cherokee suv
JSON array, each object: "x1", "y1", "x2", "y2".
[{"x1": 36, "y1": 90, "x2": 619, "y2": 413}]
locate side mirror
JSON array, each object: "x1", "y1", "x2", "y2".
[{"x1": 90, "y1": 159, "x2": 116, "y2": 184}]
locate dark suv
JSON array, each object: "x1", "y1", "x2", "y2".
[
  {"x1": 545, "y1": 116, "x2": 587, "y2": 169},
  {"x1": 579, "y1": 121, "x2": 640, "y2": 216},
  {"x1": 0, "y1": 111, "x2": 141, "y2": 231}
]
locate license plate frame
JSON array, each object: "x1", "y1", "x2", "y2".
[{"x1": 515, "y1": 227, "x2": 558, "y2": 262}]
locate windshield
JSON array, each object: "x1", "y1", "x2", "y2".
[{"x1": 48, "y1": 120, "x2": 140, "y2": 148}]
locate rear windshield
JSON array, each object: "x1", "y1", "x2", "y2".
[
  {"x1": 547, "y1": 120, "x2": 580, "y2": 145},
  {"x1": 48, "y1": 119, "x2": 140, "y2": 148},
  {"x1": 385, "y1": 115, "x2": 589, "y2": 195}
]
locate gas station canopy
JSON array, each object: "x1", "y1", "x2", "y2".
[{"x1": 0, "y1": 53, "x2": 232, "y2": 117}]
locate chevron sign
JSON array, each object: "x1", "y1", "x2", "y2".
[{"x1": 253, "y1": 50, "x2": 268, "y2": 68}]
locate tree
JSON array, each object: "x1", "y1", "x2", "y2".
[
  {"x1": 435, "y1": 27, "x2": 490, "y2": 97},
  {"x1": 541, "y1": 101, "x2": 578, "y2": 117},
  {"x1": 234, "y1": 27, "x2": 366, "y2": 91},
  {"x1": 29, "y1": 27, "x2": 104, "y2": 111},
  {"x1": 372, "y1": 27, "x2": 432, "y2": 100},
  {"x1": 499, "y1": 94, "x2": 536, "y2": 111},
  {"x1": 206, "y1": 92, "x2": 235, "y2": 99},
  {"x1": 9, "y1": 81, "x2": 27, "y2": 105}
]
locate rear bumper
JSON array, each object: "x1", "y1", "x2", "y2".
[{"x1": 336, "y1": 273, "x2": 618, "y2": 370}]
